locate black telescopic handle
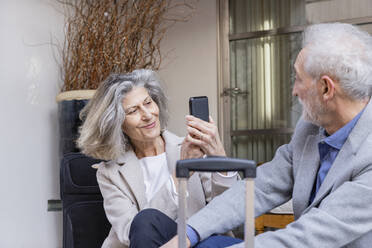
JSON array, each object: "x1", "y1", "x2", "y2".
[{"x1": 176, "y1": 156, "x2": 256, "y2": 179}]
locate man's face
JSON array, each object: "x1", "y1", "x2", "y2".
[{"x1": 292, "y1": 49, "x2": 325, "y2": 125}]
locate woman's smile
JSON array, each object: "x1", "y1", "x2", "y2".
[{"x1": 142, "y1": 121, "x2": 156, "y2": 129}]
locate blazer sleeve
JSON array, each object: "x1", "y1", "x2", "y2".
[
  {"x1": 96, "y1": 165, "x2": 138, "y2": 246},
  {"x1": 254, "y1": 164, "x2": 372, "y2": 248},
  {"x1": 187, "y1": 141, "x2": 295, "y2": 241}
]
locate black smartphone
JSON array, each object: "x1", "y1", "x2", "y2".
[{"x1": 189, "y1": 96, "x2": 209, "y2": 122}]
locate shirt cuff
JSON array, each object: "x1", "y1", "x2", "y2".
[
  {"x1": 214, "y1": 171, "x2": 238, "y2": 185},
  {"x1": 186, "y1": 224, "x2": 200, "y2": 247}
]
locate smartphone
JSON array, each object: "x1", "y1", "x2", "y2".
[{"x1": 189, "y1": 96, "x2": 209, "y2": 122}]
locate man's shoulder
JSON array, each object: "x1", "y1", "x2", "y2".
[
  {"x1": 290, "y1": 118, "x2": 320, "y2": 145},
  {"x1": 353, "y1": 131, "x2": 372, "y2": 158}
]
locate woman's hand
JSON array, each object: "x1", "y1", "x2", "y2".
[
  {"x1": 185, "y1": 115, "x2": 226, "y2": 157},
  {"x1": 180, "y1": 138, "x2": 204, "y2": 160},
  {"x1": 175, "y1": 138, "x2": 204, "y2": 183}
]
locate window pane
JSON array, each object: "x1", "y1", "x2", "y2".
[
  {"x1": 229, "y1": 33, "x2": 302, "y2": 162},
  {"x1": 232, "y1": 134, "x2": 292, "y2": 162},
  {"x1": 229, "y1": 0, "x2": 306, "y2": 34}
]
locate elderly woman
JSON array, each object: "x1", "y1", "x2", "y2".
[{"x1": 77, "y1": 69, "x2": 238, "y2": 248}]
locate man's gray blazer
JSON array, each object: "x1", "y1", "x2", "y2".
[{"x1": 188, "y1": 100, "x2": 372, "y2": 248}]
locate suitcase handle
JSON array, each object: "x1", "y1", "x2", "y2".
[
  {"x1": 176, "y1": 156, "x2": 256, "y2": 248},
  {"x1": 176, "y1": 156, "x2": 256, "y2": 179}
]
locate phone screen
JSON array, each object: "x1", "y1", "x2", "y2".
[{"x1": 189, "y1": 96, "x2": 209, "y2": 122}]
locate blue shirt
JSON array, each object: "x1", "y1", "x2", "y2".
[
  {"x1": 309, "y1": 109, "x2": 364, "y2": 204},
  {"x1": 186, "y1": 225, "x2": 200, "y2": 247}
]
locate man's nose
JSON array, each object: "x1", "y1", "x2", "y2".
[{"x1": 292, "y1": 84, "x2": 298, "y2": 97}]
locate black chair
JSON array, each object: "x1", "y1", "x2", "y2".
[{"x1": 60, "y1": 153, "x2": 111, "y2": 248}]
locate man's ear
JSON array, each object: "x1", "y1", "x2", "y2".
[{"x1": 319, "y1": 75, "x2": 335, "y2": 101}]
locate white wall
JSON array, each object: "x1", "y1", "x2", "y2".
[
  {"x1": 0, "y1": 0, "x2": 217, "y2": 247},
  {"x1": 158, "y1": 0, "x2": 218, "y2": 137},
  {"x1": 0, "y1": 0, "x2": 64, "y2": 247}
]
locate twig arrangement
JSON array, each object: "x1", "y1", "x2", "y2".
[{"x1": 59, "y1": 0, "x2": 195, "y2": 91}]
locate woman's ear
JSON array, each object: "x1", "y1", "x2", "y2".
[{"x1": 319, "y1": 75, "x2": 335, "y2": 101}]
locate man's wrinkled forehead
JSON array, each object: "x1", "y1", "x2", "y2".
[{"x1": 294, "y1": 48, "x2": 307, "y2": 72}]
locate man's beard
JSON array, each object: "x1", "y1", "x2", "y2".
[{"x1": 299, "y1": 95, "x2": 325, "y2": 126}]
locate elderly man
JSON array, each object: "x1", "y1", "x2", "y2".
[{"x1": 161, "y1": 22, "x2": 372, "y2": 248}]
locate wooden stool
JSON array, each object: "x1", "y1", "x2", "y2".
[{"x1": 255, "y1": 213, "x2": 294, "y2": 234}]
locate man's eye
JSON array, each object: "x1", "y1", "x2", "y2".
[{"x1": 145, "y1": 100, "x2": 152, "y2": 105}]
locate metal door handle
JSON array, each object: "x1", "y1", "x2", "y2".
[{"x1": 221, "y1": 87, "x2": 249, "y2": 96}]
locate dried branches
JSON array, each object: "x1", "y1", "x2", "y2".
[{"x1": 59, "y1": 0, "x2": 195, "y2": 91}]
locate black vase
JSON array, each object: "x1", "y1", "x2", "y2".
[{"x1": 58, "y1": 99, "x2": 89, "y2": 158}]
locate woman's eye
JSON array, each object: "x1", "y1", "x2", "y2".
[
  {"x1": 145, "y1": 100, "x2": 152, "y2": 105},
  {"x1": 127, "y1": 109, "x2": 137, "y2": 114}
]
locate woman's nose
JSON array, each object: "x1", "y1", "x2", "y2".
[{"x1": 141, "y1": 108, "x2": 152, "y2": 120}]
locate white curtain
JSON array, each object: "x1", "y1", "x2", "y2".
[{"x1": 229, "y1": 0, "x2": 305, "y2": 163}]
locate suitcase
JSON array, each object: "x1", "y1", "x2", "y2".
[
  {"x1": 60, "y1": 152, "x2": 111, "y2": 248},
  {"x1": 176, "y1": 156, "x2": 256, "y2": 248}
]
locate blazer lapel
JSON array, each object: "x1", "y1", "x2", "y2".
[
  {"x1": 307, "y1": 99, "x2": 372, "y2": 210},
  {"x1": 307, "y1": 141, "x2": 353, "y2": 209},
  {"x1": 162, "y1": 130, "x2": 183, "y2": 173},
  {"x1": 116, "y1": 151, "x2": 147, "y2": 209},
  {"x1": 293, "y1": 134, "x2": 321, "y2": 217}
]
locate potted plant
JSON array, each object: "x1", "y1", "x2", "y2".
[{"x1": 56, "y1": 0, "x2": 195, "y2": 156}]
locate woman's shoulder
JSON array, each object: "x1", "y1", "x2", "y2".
[
  {"x1": 96, "y1": 159, "x2": 125, "y2": 174},
  {"x1": 97, "y1": 150, "x2": 138, "y2": 172}
]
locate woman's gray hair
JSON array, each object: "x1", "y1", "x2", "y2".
[
  {"x1": 77, "y1": 69, "x2": 168, "y2": 160},
  {"x1": 303, "y1": 22, "x2": 372, "y2": 100}
]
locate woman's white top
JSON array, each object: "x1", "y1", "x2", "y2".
[
  {"x1": 139, "y1": 153, "x2": 237, "y2": 204},
  {"x1": 139, "y1": 153, "x2": 177, "y2": 203}
]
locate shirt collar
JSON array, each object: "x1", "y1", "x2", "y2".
[{"x1": 321, "y1": 109, "x2": 365, "y2": 150}]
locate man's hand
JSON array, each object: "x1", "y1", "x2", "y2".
[{"x1": 160, "y1": 235, "x2": 191, "y2": 248}]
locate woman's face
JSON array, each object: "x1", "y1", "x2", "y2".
[{"x1": 122, "y1": 87, "x2": 161, "y2": 143}]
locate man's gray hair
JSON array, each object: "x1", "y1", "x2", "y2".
[
  {"x1": 303, "y1": 22, "x2": 372, "y2": 100},
  {"x1": 77, "y1": 69, "x2": 169, "y2": 160}
]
